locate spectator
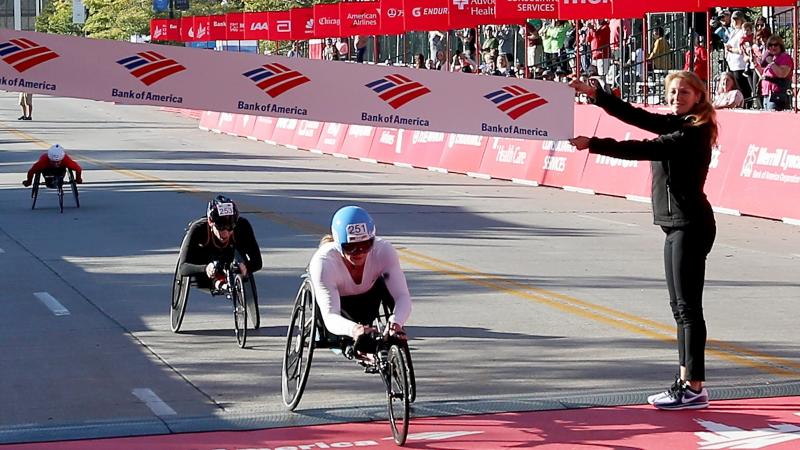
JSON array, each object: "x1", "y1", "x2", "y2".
[
  {"x1": 724, "y1": 11, "x2": 752, "y2": 106},
  {"x1": 627, "y1": 35, "x2": 645, "y2": 82},
  {"x1": 587, "y1": 20, "x2": 611, "y2": 79},
  {"x1": 647, "y1": 27, "x2": 671, "y2": 71},
  {"x1": 354, "y1": 35, "x2": 369, "y2": 63},
  {"x1": 480, "y1": 51, "x2": 498, "y2": 75},
  {"x1": 496, "y1": 54, "x2": 515, "y2": 77},
  {"x1": 542, "y1": 20, "x2": 571, "y2": 72},
  {"x1": 712, "y1": 72, "x2": 744, "y2": 109},
  {"x1": 524, "y1": 20, "x2": 544, "y2": 69},
  {"x1": 414, "y1": 53, "x2": 426, "y2": 69},
  {"x1": 286, "y1": 42, "x2": 300, "y2": 58},
  {"x1": 755, "y1": 35, "x2": 793, "y2": 111},
  {"x1": 714, "y1": 10, "x2": 732, "y2": 44},
  {"x1": 683, "y1": 35, "x2": 709, "y2": 82},
  {"x1": 456, "y1": 28, "x2": 477, "y2": 61},
  {"x1": 323, "y1": 41, "x2": 340, "y2": 61},
  {"x1": 749, "y1": 18, "x2": 771, "y2": 109},
  {"x1": 514, "y1": 63, "x2": 527, "y2": 78},
  {"x1": 434, "y1": 50, "x2": 449, "y2": 71},
  {"x1": 428, "y1": 31, "x2": 445, "y2": 62},
  {"x1": 496, "y1": 25, "x2": 514, "y2": 63},
  {"x1": 336, "y1": 38, "x2": 350, "y2": 61},
  {"x1": 18, "y1": 92, "x2": 32, "y2": 121},
  {"x1": 481, "y1": 26, "x2": 499, "y2": 58}
]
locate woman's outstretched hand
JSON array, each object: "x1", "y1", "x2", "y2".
[
  {"x1": 569, "y1": 79, "x2": 597, "y2": 100},
  {"x1": 569, "y1": 136, "x2": 591, "y2": 150}
]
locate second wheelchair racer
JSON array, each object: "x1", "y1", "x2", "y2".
[
  {"x1": 309, "y1": 206, "x2": 412, "y2": 347},
  {"x1": 22, "y1": 144, "x2": 83, "y2": 188},
  {"x1": 177, "y1": 195, "x2": 263, "y2": 291}
]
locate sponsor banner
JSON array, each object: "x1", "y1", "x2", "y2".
[
  {"x1": 340, "y1": 124, "x2": 377, "y2": 158},
  {"x1": 367, "y1": 127, "x2": 403, "y2": 163},
  {"x1": 291, "y1": 119, "x2": 324, "y2": 150},
  {"x1": 716, "y1": 110, "x2": 800, "y2": 220},
  {"x1": 199, "y1": 110, "x2": 221, "y2": 131},
  {"x1": 397, "y1": 129, "x2": 447, "y2": 168},
  {"x1": 698, "y1": 0, "x2": 793, "y2": 7},
  {"x1": 268, "y1": 11, "x2": 292, "y2": 41},
  {"x1": 449, "y1": 0, "x2": 497, "y2": 29},
  {"x1": 244, "y1": 12, "x2": 270, "y2": 40},
  {"x1": 271, "y1": 117, "x2": 300, "y2": 145},
  {"x1": 478, "y1": 137, "x2": 539, "y2": 180},
  {"x1": 530, "y1": 105, "x2": 600, "y2": 187},
  {"x1": 558, "y1": 0, "x2": 613, "y2": 20},
  {"x1": 0, "y1": 29, "x2": 572, "y2": 139},
  {"x1": 404, "y1": 0, "x2": 450, "y2": 32},
  {"x1": 216, "y1": 112, "x2": 237, "y2": 135},
  {"x1": 381, "y1": 0, "x2": 406, "y2": 35},
  {"x1": 576, "y1": 109, "x2": 652, "y2": 197},
  {"x1": 315, "y1": 122, "x2": 349, "y2": 153},
  {"x1": 180, "y1": 16, "x2": 195, "y2": 42},
  {"x1": 340, "y1": 2, "x2": 381, "y2": 36},
  {"x1": 193, "y1": 16, "x2": 210, "y2": 41},
  {"x1": 250, "y1": 115, "x2": 278, "y2": 141},
  {"x1": 208, "y1": 15, "x2": 227, "y2": 41},
  {"x1": 613, "y1": 0, "x2": 703, "y2": 17},
  {"x1": 313, "y1": 3, "x2": 341, "y2": 39},
  {"x1": 290, "y1": 7, "x2": 315, "y2": 41},
  {"x1": 225, "y1": 12, "x2": 245, "y2": 40},
  {"x1": 495, "y1": 0, "x2": 558, "y2": 21},
  {"x1": 232, "y1": 114, "x2": 257, "y2": 137},
  {"x1": 150, "y1": 19, "x2": 168, "y2": 42},
  {"x1": 166, "y1": 19, "x2": 181, "y2": 41},
  {"x1": 439, "y1": 133, "x2": 488, "y2": 173}
]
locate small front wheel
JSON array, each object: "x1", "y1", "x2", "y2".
[
  {"x1": 387, "y1": 345, "x2": 410, "y2": 445},
  {"x1": 233, "y1": 274, "x2": 248, "y2": 348}
]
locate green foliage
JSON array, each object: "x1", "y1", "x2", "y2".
[
  {"x1": 35, "y1": 0, "x2": 83, "y2": 35},
  {"x1": 83, "y1": 0, "x2": 153, "y2": 40}
]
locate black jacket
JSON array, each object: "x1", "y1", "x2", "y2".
[
  {"x1": 178, "y1": 217, "x2": 263, "y2": 277},
  {"x1": 588, "y1": 90, "x2": 716, "y2": 228}
]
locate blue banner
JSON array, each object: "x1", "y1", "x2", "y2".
[{"x1": 152, "y1": 0, "x2": 169, "y2": 12}]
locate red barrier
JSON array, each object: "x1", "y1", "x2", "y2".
[
  {"x1": 367, "y1": 128, "x2": 403, "y2": 163},
  {"x1": 439, "y1": 134, "x2": 488, "y2": 174},
  {"x1": 216, "y1": 112, "x2": 237, "y2": 135},
  {"x1": 249, "y1": 116, "x2": 278, "y2": 142},
  {"x1": 231, "y1": 114, "x2": 257, "y2": 138},
  {"x1": 338, "y1": 125, "x2": 376, "y2": 158},
  {"x1": 702, "y1": 111, "x2": 741, "y2": 207},
  {"x1": 529, "y1": 139, "x2": 591, "y2": 188},
  {"x1": 397, "y1": 130, "x2": 447, "y2": 168},
  {"x1": 314, "y1": 122, "x2": 348, "y2": 154},
  {"x1": 199, "y1": 111, "x2": 220, "y2": 131},
  {"x1": 271, "y1": 118, "x2": 299, "y2": 145},
  {"x1": 291, "y1": 120, "x2": 324, "y2": 150},
  {"x1": 478, "y1": 137, "x2": 539, "y2": 180}
]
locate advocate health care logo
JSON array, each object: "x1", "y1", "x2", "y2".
[
  {"x1": 361, "y1": 74, "x2": 431, "y2": 127},
  {"x1": 482, "y1": 85, "x2": 550, "y2": 137},
  {"x1": 0, "y1": 38, "x2": 59, "y2": 92},
  {"x1": 112, "y1": 51, "x2": 186, "y2": 104},
  {"x1": 238, "y1": 63, "x2": 311, "y2": 116}
]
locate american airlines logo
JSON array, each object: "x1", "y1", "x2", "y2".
[
  {"x1": 484, "y1": 86, "x2": 548, "y2": 119},
  {"x1": 116, "y1": 51, "x2": 186, "y2": 86},
  {"x1": 242, "y1": 63, "x2": 310, "y2": 98},
  {"x1": 365, "y1": 74, "x2": 431, "y2": 109},
  {"x1": 453, "y1": 0, "x2": 469, "y2": 9},
  {"x1": 0, "y1": 38, "x2": 59, "y2": 72}
]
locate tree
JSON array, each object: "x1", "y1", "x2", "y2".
[
  {"x1": 35, "y1": 0, "x2": 83, "y2": 35},
  {"x1": 83, "y1": 0, "x2": 153, "y2": 40}
]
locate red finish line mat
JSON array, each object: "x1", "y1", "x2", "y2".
[{"x1": 5, "y1": 396, "x2": 800, "y2": 449}]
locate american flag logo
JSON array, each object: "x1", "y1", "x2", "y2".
[
  {"x1": 484, "y1": 86, "x2": 548, "y2": 120},
  {"x1": 0, "y1": 38, "x2": 59, "y2": 73},
  {"x1": 365, "y1": 74, "x2": 430, "y2": 109},
  {"x1": 242, "y1": 63, "x2": 310, "y2": 98},
  {"x1": 116, "y1": 51, "x2": 186, "y2": 86}
]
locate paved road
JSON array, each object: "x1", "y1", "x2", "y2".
[{"x1": 0, "y1": 92, "x2": 798, "y2": 444}]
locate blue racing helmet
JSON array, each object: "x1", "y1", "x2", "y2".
[{"x1": 331, "y1": 206, "x2": 376, "y2": 252}]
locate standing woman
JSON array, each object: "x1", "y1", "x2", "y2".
[{"x1": 569, "y1": 71, "x2": 717, "y2": 410}]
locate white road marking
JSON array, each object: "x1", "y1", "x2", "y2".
[
  {"x1": 132, "y1": 388, "x2": 177, "y2": 416},
  {"x1": 33, "y1": 292, "x2": 70, "y2": 316},
  {"x1": 577, "y1": 214, "x2": 638, "y2": 227}
]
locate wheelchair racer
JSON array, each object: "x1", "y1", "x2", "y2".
[
  {"x1": 177, "y1": 195, "x2": 262, "y2": 292},
  {"x1": 22, "y1": 144, "x2": 83, "y2": 188},
  {"x1": 309, "y1": 206, "x2": 412, "y2": 352}
]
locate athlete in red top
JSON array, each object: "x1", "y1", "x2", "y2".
[{"x1": 22, "y1": 144, "x2": 83, "y2": 187}]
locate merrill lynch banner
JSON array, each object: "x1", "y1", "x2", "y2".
[{"x1": 0, "y1": 30, "x2": 573, "y2": 140}]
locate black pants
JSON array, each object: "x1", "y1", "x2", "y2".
[
  {"x1": 339, "y1": 277, "x2": 395, "y2": 326},
  {"x1": 732, "y1": 70, "x2": 752, "y2": 107},
  {"x1": 662, "y1": 223, "x2": 716, "y2": 381}
]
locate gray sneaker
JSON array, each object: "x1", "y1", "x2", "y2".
[
  {"x1": 653, "y1": 382, "x2": 709, "y2": 410},
  {"x1": 647, "y1": 376, "x2": 682, "y2": 405}
]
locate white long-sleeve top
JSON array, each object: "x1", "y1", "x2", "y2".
[{"x1": 309, "y1": 238, "x2": 412, "y2": 337}]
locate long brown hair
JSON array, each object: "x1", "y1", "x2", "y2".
[{"x1": 664, "y1": 71, "x2": 718, "y2": 146}]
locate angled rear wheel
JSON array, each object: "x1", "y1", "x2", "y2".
[
  {"x1": 170, "y1": 261, "x2": 190, "y2": 333},
  {"x1": 282, "y1": 277, "x2": 317, "y2": 410},
  {"x1": 233, "y1": 274, "x2": 248, "y2": 348},
  {"x1": 387, "y1": 345, "x2": 410, "y2": 445}
]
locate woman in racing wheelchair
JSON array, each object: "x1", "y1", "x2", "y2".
[{"x1": 309, "y1": 205, "x2": 412, "y2": 358}]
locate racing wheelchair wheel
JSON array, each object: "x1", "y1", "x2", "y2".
[
  {"x1": 68, "y1": 169, "x2": 80, "y2": 208},
  {"x1": 170, "y1": 260, "x2": 190, "y2": 333},
  {"x1": 380, "y1": 303, "x2": 416, "y2": 403},
  {"x1": 243, "y1": 275, "x2": 260, "y2": 330},
  {"x1": 232, "y1": 274, "x2": 248, "y2": 348},
  {"x1": 386, "y1": 344, "x2": 411, "y2": 445},
  {"x1": 30, "y1": 173, "x2": 40, "y2": 210},
  {"x1": 281, "y1": 277, "x2": 317, "y2": 410},
  {"x1": 56, "y1": 177, "x2": 64, "y2": 213}
]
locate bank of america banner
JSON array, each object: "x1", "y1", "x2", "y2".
[{"x1": 0, "y1": 30, "x2": 573, "y2": 140}]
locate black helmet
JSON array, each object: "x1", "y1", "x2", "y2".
[{"x1": 207, "y1": 195, "x2": 239, "y2": 229}]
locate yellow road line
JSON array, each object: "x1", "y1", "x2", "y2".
[{"x1": 7, "y1": 126, "x2": 798, "y2": 377}]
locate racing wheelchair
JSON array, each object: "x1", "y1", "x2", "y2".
[
  {"x1": 30, "y1": 168, "x2": 80, "y2": 213},
  {"x1": 281, "y1": 274, "x2": 416, "y2": 445},
  {"x1": 170, "y1": 236, "x2": 260, "y2": 349}
]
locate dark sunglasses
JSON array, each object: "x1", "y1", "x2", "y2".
[
  {"x1": 342, "y1": 239, "x2": 374, "y2": 255},
  {"x1": 212, "y1": 221, "x2": 236, "y2": 232},
  {"x1": 768, "y1": 43, "x2": 781, "y2": 48}
]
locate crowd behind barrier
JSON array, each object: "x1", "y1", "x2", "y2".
[{"x1": 157, "y1": 107, "x2": 800, "y2": 225}]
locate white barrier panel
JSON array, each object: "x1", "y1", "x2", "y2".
[{"x1": 0, "y1": 30, "x2": 573, "y2": 140}]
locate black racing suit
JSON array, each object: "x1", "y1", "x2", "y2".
[
  {"x1": 177, "y1": 217, "x2": 263, "y2": 290},
  {"x1": 588, "y1": 89, "x2": 717, "y2": 381}
]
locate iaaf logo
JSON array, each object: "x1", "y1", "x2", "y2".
[
  {"x1": 116, "y1": 51, "x2": 186, "y2": 86},
  {"x1": 563, "y1": 0, "x2": 609, "y2": 4},
  {"x1": 484, "y1": 85, "x2": 548, "y2": 119},
  {"x1": 243, "y1": 63, "x2": 310, "y2": 98},
  {"x1": 0, "y1": 38, "x2": 59, "y2": 73},
  {"x1": 365, "y1": 74, "x2": 431, "y2": 109},
  {"x1": 453, "y1": 0, "x2": 470, "y2": 9}
]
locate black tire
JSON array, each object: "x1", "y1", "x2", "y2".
[
  {"x1": 400, "y1": 343, "x2": 417, "y2": 403},
  {"x1": 57, "y1": 180, "x2": 64, "y2": 213},
  {"x1": 31, "y1": 174, "x2": 40, "y2": 210},
  {"x1": 281, "y1": 277, "x2": 317, "y2": 411},
  {"x1": 233, "y1": 274, "x2": 248, "y2": 348},
  {"x1": 243, "y1": 275, "x2": 260, "y2": 329},
  {"x1": 170, "y1": 261, "x2": 190, "y2": 333},
  {"x1": 68, "y1": 169, "x2": 80, "y2": 208},
  {"x1": 387, "y1": 345, "x2": 410, "y2": 445}
]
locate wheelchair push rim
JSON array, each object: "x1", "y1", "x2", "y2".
[
  {"x1": 281, "y1": 278, "x2": 316, "y2": 410},
  {"x1": 170, "y1": 261, "x2": 190, "y2": 333}
]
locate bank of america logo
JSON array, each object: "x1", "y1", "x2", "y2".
[
  {"x1": 484, "y1": 86, "x2": 548, "y2": 119},
  {"x1": 242, "y1": 63, "x2": 310, "y2": 97},
  {"x1": 116, "y1": 51, "x2": 186, "y2": 86},
  {"x1": 0, "y1": 38, "x2": 59, "y2": 72},
  {"x1": 365, "y1": 74, "x2": 430, "y2": 109}
]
